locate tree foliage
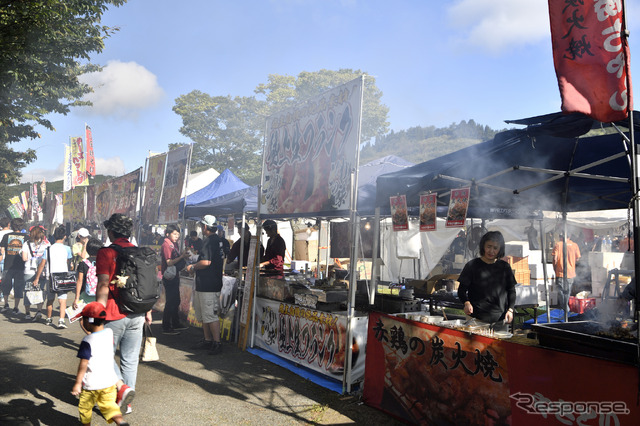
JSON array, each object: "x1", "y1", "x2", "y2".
[
  {"x1": 0, "y1": 0, "x2": 125, "y2": 205},
  {"x1": 172, "y1": 69, "x2": 389, "y2": 185}
]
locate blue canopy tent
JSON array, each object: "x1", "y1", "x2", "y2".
[
  {"x1": 179, "y1": 168, "x2": 249, "y2": 216},
  {"x1": 184, "y1": 185, "x2": 258, "y2": 219}
]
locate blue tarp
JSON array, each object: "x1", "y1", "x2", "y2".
[
  {"x1": 179, "y1": 168, "x2": 248, "y2": 215},
  {"x1": 376, "y1": 111, "x2": 640, "y2": 216},
  {"x1": 184, "y1": 185, "x2": 258, "y2": 219}
]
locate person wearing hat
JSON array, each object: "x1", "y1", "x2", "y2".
[
  {"x1": 72, "y1": 227, "x2": 91, "y2": 269},
  {"x1": 71, "y1": 302, "x2": 129, "y2": 426},
  {"x1": 259, "y1": 220, "x2": 286, "y2": 274},
  {"x1": 185, "y1": 215, "x2": 225, "y2": 355},
  {"x1": 95, "y1": 213, "x2": 144, "y2": 414}
]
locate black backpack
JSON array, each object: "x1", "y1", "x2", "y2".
[{"x1": 110, "y1": 245, "x2": 160, "y2": 314}]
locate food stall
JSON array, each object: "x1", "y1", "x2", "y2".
[{"x1": 367, "y1": 111, "x2": 640, "y2": 422}]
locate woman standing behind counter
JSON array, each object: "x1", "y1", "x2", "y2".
[{"x1": 458, "y1": 231, "x2": 516, "y2": 324}]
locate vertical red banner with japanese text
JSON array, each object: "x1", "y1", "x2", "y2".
[
  {"x1": 548, "y1": 0, "x2": 632, "y2": 122},
  {"x1": 389, "y1": 195, "x2": 408, "y2": 231},
  {"x1": 419, "y1": 193, "x2": 437, "y2": 231},
  {"x1": 446, "y1": 187, "x2": 469, "y2": 228},
  {"x1": 363, "y1": 312, "x2": 511, "y2": 425}
]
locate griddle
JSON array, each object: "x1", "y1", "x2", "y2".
[{"x1": 532, "y1": 321, "x2": 638, "y2": 365}]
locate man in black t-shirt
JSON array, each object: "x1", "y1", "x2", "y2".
[
  {"x1": 186, "y1": 215, "x2": 224, "y2": 355},
  {"x1": 0, "y1": 218, "x2": 28, "y2": 314}
]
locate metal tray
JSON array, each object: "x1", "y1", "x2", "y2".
[{"x1": 532, "y1": 321, "x2": 638, "y2": 365}]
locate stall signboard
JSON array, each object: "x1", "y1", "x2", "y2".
[
  {"x1": 71, "y1": 187, "x2": 86, "y2": 222},
  {"x1": 390, "y1": 195, "x2": 408, "y2": 231},
  {"x1": 253, "y1": 297, "x2": 368, "y2": 384},
  {"x1": 109, "y1": 168, "x2": 141, "y2": 218},
  {"x1": 260, "y1": 77, "x2": 363, "y2": 215},
  {"x1": 142, "y1": 153, "x2": 166, "y2": 224},
  {"x1": 95, "y1": 181, "x2": 111, "y2": 223},
  {"x1": 158, "y1": 145, "x2": 190, "y2": 224},
  {"x1": 364, "y1": 312, "x2": 640, "y2": 425},
  {"x1": 446, "y1": 187, "x2": 470, "y2": 228},
  {"x1": 419, "y1": 193, "x2": 437, "y2": 231}
]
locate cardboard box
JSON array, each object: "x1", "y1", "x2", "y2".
[
  {"x1": 406, "y1": 279, "x2": 434, "y2": 298},
  {"x1": 529, "y1": 263, "x2": 555, "y2": 279}
]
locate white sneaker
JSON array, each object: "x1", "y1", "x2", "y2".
[
  {"x1": 24, "y1": 313, "x2": 32, "y2": 320},
  {"x1": 57, "y1": 319, "x2": 67, "y2": 329}
]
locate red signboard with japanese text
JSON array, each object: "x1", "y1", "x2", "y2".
[
  {"x1": 390, "y1": 195, "x2": 409, "y2": 231},
  {"x1": 363, "y1": 312, "x2": 640, "y2": 425},
  {"x1": 419, "y1": 193, "x2": 437, "y2": 231},
  {"x1": 446, "y1": 187, "x2": 469, "y2": 228}
]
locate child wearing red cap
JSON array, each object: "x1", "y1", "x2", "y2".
[{"x1": 70, "y1": 302, "x2": 129, "y2": 426}]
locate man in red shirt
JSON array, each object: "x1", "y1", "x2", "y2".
[{"x1": 96, "y1": 213, "x2": 150, "y2": 415}]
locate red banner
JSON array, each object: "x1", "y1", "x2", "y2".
[
  {"x1": 549, "y1": 0, "x2": 632, "y2": 122},
  {"x1": 446, "y1": 187, "x2": 469, "y2": 228},
  {"x1": 419, "y1": 193, "x2": 437, "y2": 231},
  {"x1": 390, "y1": 195, "x2": 408, "y2": 231},
  {"x1": 85, "y1": 124, "x2": 96, "y2": 177}
]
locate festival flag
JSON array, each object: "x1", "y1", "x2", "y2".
[
  {"x1": 63, "y1": 144, "x2": 72, "y2": 192},
  {"x1": 548, "y1": 0, "x2": 632, "y2": 122},
  {"x1": 70, "y1": 136, "x2": 88, "y2": 187},
  {"x1": 40, "y1": 178, "x2": 46, "y2": 201},
  {"x1": 20, "y1": 190, "x2": 29, "y2": 212},
  {"x1": 85, "y1": 124, "x2": 96, "y2": 177},
  {"x1": 32, "y1": 183, "x2": 42, "y2": 214}
]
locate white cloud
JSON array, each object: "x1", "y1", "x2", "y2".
[
  {"x1": 78, "y1": 60, "x2": 165, "y2": 118},
  {"x1": 20, "y1": 156, "x2": 126, "y2": 184},
  {"x1": 447, "y1": 0, "x2": 550, "y2": 54}
]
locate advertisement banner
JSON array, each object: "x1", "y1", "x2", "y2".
[
  {"x1": 63, "y1": 191, "x2": 72, "y2": 222},
  {"x1": 548, "y1": 0, "x2": 632, "y2": 122},
  {"x1": 109, "y1": 168, "x2": 141, "y2": 218},
  {"x1": 20, "y1": 191, "x2": 29, "y2": 212},
  {"x1": 40, "y1": 179, "x2": 46, "y2": 201},
  {"x1": 95, "y1": 181, "x2": 112, "y2": 223},
  {"x1": 85, "y1": 185, "x2": 96, "y2": 224},
  {"x1": 70, "y1": 136, "x2": 88, "y2": 187},
  {"x1": 71, "y1": 187, "x2": 86, "y2": 222},
  {"x1": 142, "y1": 153, "x2": 167, "y2": 225},
  {"x1": 32, "y1": 183, "x2": 42, "y2": 214},
  {"x1": 446, "y1": 187, "x2": 469, "y2": 228},
  {"x1": 253, "y1": 297, "x2": 367, "y2": 384},
  {"x1": 85, "y1": 124, "x2": 96, "y2": 177},
  {"x1": 419, "y1": 193, "x2": 437, "y2": 231},
  {"x1": 363, "y1": 312, "x2": 511, "y2": 425},
  {"x1": 261, "y1": 77, "x2": 363, "y2": 215},
  {"x1": 63, "y1": 144, "x2": 72, "y2": 192},
  {"x1": 158, "y1": 146, "x2": 190, "y2": 224},
  {"x1": 7, "y1": 203, "x2": 22, "y2": 219},
  {"x1": 390, "y1": 195, "x2": 408, "y2": 231}
]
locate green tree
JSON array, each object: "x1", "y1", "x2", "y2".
[
  {"x1": 173, "y1": 69, "x2": 389, "y2": 185},
  {"x1": 0, "y1": 0, "x2": 125, "y2": 206}
]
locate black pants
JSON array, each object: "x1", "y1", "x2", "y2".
[{"x1": 162, "y1": 277, "x2": 181, "y2": 330}]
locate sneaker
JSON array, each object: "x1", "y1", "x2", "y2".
[
  {"x1": 24, "y1": 313, "x2": 32, "y2": 320},
  {"x1": 116, "y1": 385, "x2": 135, "y2": 408},
  {"x1": 45, "y1": 317, "x2": 53, "y2": 326},
  {"x1": 1, "y1": 305, "x2": 10, "y2": 313},
  {"x1": 124, "y1": 404, "x2": 132, "y2": 415},
  {"x1": 162, "y1": 328, "x2": 180, "y2": 335},
  {"x1": 12, "y1": 307, "x2": 19, "y2": 316},
  {"x1": 57, "y1": 319, "x2": 67, "y2": 329},
  {"x1": 190, "y1": 339, "x2": 213, "y2": 350},
  {"x1": 208, "y1": 341, "x2": 223, "y2": 355},
  {"x1": 173, "y1": 323, "x2": 189, "y2": 331},
  {"x1": 33, "y1": 312, "x2": 43, "y2": 322}
]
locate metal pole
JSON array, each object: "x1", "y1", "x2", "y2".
[
  {"x1": 370, "y1": 207, "x2": 381, "y2": 305},
  {"x1": 539, "y1": 219, "x2": 551, "y2": 324},
  {"x1": 562, "y1": 214, "x2": 569, "y2": 322}
]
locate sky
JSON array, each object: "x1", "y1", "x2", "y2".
[{"x1": 16, "y1": 0, "x2": 640, "y2": 183}]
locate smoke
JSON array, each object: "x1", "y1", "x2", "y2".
[
  {"x1": 77, "y1": 60, "x2": 165, "y2": 118},
  {"x1": 19, "y1": 156, "x2": 126, "y2": 184}
]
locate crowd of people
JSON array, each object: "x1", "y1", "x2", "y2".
[{"x1": 1, "y1": 213, "x2": 287, "y2": 423}]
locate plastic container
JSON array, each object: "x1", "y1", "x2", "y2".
[{"x1": 568, "y1": 296, "x2": 597, "y2": 314}]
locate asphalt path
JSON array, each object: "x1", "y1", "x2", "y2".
[{"x1": 0, "y1": 299, "x2": 403, "y2": 425}]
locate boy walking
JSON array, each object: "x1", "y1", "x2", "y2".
[{"x1": 70, "y1": 302, "x2": 130, "y2": 426}]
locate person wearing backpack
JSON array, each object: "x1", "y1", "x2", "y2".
[
  {"x1": 72, "y1": 238, "x2": 103, "y2": 309},
  {"x1": 96, "y1": 213, "x2": 152, "y2": 415}
]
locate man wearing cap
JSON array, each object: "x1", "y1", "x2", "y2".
[
  {"x1": 185, "y1": 215, "x2": 225, "y2": 355},
  {"x1": 96, "y1": 213, "x2": 147, "y2": 413},
  {"x1": 259, "y1": 220, "x2": 286, "y2": 274}
]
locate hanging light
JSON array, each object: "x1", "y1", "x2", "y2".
[{"x1": 364, "y1": 221, "x2": 371, "y2": 231}]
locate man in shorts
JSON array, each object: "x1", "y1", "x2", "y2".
[{"x1": 186, "y1": 215, "x2": 225, "y2": 355}]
